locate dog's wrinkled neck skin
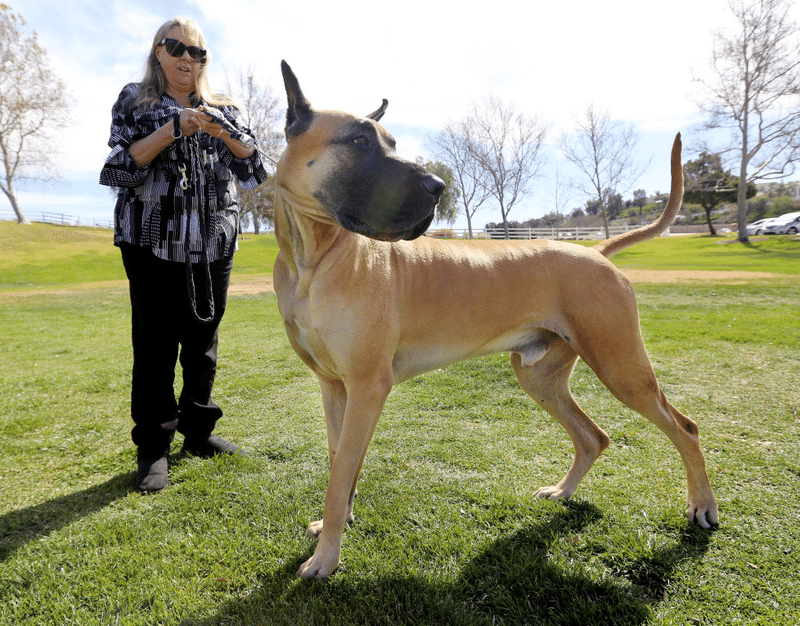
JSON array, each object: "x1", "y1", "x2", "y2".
[{"x1": 273, "y1": 181, "x2": 342, "y2": 291}]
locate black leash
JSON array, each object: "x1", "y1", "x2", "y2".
[
  {"x1": 178, "y1": 132, "x2": 215, "y2": 324},
  {"x1": 177, "y1": 106, "x2": 265, "y2": 323}
]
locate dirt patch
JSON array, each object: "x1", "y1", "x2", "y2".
[
  {"x1": 2, "y1": 280, "x2": 129, "y2": 298},
  {"x1": 2, "y1": 269, "x2": 781, "y2": 299},
  {"x1": 2, "y1": 277, "x2": 273, "y2": 299},
  {"x1": 620, "y1": 269, "x2": 779, "y2": 283},
  {"x1": 716, "y1": 237, "x2": 770, "y2": 244},
  {"x1": 227, "y1": 270, "x2": 779, "y2": 291},
  {"x1": 228, "y1": 276, "x2": 274, "y2": 294}
]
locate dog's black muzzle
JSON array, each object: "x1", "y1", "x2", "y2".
[{"x1": 337, "y1": 170, "x2": 445, "y2": 242}]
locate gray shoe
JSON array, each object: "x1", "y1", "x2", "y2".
[
  {"x1": 181, "y1": 434, "x2": 243, "y2": 458},
  {"x1": 136, "y1": 454, "x2": 169, "y2": 492}
]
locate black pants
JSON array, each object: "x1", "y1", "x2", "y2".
[{"x1": 120, "y1": 244, "x2": 233, "y2": 457}]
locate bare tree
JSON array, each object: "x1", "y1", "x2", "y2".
[
  {"x1": 697, "y1": 0, "x2": 800, "y2": 242},
  {"x1": 426, "y1": 118, "x2": 492, "y2": 238},
  {"x1": 467, "y1": 96, "x2": 549, "y2": 239},
  {"x1": 225, "y1": 66, "x2": 283, "y2": 233},
  {"x1": 0, "y1": 5, "x2": 71, "y2": 224},
  {"x1": 560, "y1": 103, "x2": 648, "y2": 239},
  {"x1": 551, "y1": 153, "x2": 573, "y2": 240}
]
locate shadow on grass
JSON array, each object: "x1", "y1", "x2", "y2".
[
  {"x1": 0, "y1": 473, "x2": 133, "y2": 561},
  {"x1": 180, "y1": 501, "x2": 713, "y2": 626}
]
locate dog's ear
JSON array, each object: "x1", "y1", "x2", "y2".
[
  {"x1": 281, "y1": 60, "x2": 313, "y2": 139},
  {"x1": 367, "y1": 99, "x2": 388, "y2": 122}
]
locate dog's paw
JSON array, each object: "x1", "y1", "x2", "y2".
[
  {"x1": 306, "y1": 519, "x2": 324, "y2": 539},
  {"x1": 296, "y1": 546, "x2": 340, "y2": 579},
  {"x1": 687, "y1": 500, "x2": 720, "y2": 529},
  {"x1": 534, "y1": 485, "x2": 572, "y2": 500}
]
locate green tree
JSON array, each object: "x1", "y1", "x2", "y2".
[
  {"x1": 683, "y1": 152, "x2": 755, "y2": 235},
  {"x1": 747, "y1": 196, "x2": 770, "y2": 220},
  {"x1": 0, "y1": 4, "x2": 71, "y2": 224},
  {"x1": 632, "y1": 189, "x2": 647, "y2": 215},
  {"x1": 607, "y1": 192, "x2": 624, "y2": 220},
  {"x1": 416, "y1": 158, "x2": 459, "y2": 226}
]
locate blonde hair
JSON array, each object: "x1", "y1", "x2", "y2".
[{"x1": 133, "y1": 16, "x2": 237, "y2": 111}]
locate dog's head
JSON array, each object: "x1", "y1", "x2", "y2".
[{"x1": 278, "y1": 61, "x2": 445, "y2": 242}]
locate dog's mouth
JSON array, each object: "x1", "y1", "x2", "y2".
[
  {"x1": 403, "y1": 212, "x2": 435, "y2": 240},
  {"x1": 338, "y1": 211, "x2": 434, "y2": 242}
]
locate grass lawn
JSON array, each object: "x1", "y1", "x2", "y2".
[{"x1": 1, "y1": 224, "x2": 798, "y2": 625}]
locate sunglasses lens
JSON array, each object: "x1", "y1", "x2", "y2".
[
  {"x1": 187, "y1": 46, "x2": 206, "y2": 62},
  {"x1": 163, "y1": 39, "x2": 183, "y2": 56},
  {"x1": 162, "y1": 39, "x2": 206, "y2": 62}
]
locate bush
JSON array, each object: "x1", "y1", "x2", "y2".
[
  {"x1": 771, "y1": 195, "x2": 799, "y2": 215},
  {"x1": 428, "y1": 228, "x2": 458, "y2": 239}
]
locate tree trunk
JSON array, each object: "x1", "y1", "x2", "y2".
[
  {"x1": 736, "y1": 160, "x2": 749, "y2": 242},
  {"x1": 737, "y1": 116, "x2": 750, "y2": 243},
  {"x1": 3, "y1": 186, "x2": 30, "y2": 224},
  {"x1": 600, "y1": 206, "x2": 610, "y2": 239},
  {"x1": 704, "y1": 205, "x2": 717, "y2": 236}
]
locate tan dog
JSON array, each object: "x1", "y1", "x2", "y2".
[{"x1": 273, "y1": 61, "x2": 719, "y2": 579}]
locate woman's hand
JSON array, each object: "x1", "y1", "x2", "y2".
[
  {"x1": 186, "y1": 106, "x2": 224, "y2": 138},
  {"x1": 130, "y1": 106, "x2": 254, "y2": 168},
  {"x1": 191, "y1": 106, "x2": 255, "y2": 159}
]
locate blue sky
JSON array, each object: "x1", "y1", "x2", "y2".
[{"x1": 6, "y1": 0, "x2": 794, "y2": 229}]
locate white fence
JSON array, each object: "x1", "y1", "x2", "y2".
[
  {"x1": 1, "y1": 210, "x2": 671, "y2": 240},
  {"x1": 428, "y1": 224, "x2": 662, "y2": 240},
  {"x1": 0, "y1": 209, "x2": 113, "y2": 229}
]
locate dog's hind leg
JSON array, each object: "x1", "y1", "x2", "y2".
[
  {"x1": 645, "y1": 398, "x2": 718, "y2": 528},
  {"x1": 574, "y1": 315, "x2": 719, "y2": 529},
  {"x1": 510, "y1": 341, "x2": 610, "y2": 500},
  {"x1": 595, "y1": 364, "x2": 719, "y2": 529}
]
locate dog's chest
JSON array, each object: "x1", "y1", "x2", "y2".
[{"x1": 281, "y1": 294, "x2": 341, "y2": 379}]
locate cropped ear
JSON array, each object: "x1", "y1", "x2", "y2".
[
  {"x1": 281, "y1": 60, "x2": 313, "y2": 139},
  {"x1": 367, "y1": 99, "x2": 388, "y2": 122}
]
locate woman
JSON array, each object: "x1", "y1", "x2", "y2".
[{"x1": 99, "y1": 17, "x2": 268, "y2": 492}]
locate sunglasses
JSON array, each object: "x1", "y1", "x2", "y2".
[{"x1": 159, "y1": 38, "x2": 207, "y2": 63}]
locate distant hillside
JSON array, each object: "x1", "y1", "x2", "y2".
[{"x1": 0, "y1": 222, "x2": 123, "y2": 290}]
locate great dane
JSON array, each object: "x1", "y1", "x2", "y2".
[{"x1": 273, "y1": 61, "x2": 719, "y2": 579}]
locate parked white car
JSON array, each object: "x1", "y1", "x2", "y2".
[
  {"x1": 746, "y1": 218, "x2": 775, "y2": 236},
  {"x1": 762, "y1": 211, "x2": 800, "y2": 235}
]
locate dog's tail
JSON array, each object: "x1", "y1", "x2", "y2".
[{"x1": 593, "y1": 133, "x2": 683, "y2": 259}]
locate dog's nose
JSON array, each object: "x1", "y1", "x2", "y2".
[{"x1": 423, "y1": 175, "x2": 446, "y2": 199}]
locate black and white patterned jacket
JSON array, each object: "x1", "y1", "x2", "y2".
[{"x1": 99, "y1": 83, "x2": 268, "y2": 263}]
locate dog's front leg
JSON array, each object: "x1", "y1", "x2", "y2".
[
  {"x1": 306, "y1": 377, "x2": 357, "y2": 538},
  {"x1": 297, "y1": 376, "x2": 391, "y2": 579}
]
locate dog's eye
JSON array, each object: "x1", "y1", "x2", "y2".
[{"x1": 352, "y1": 135, "x2": 369, "y2": 146}]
